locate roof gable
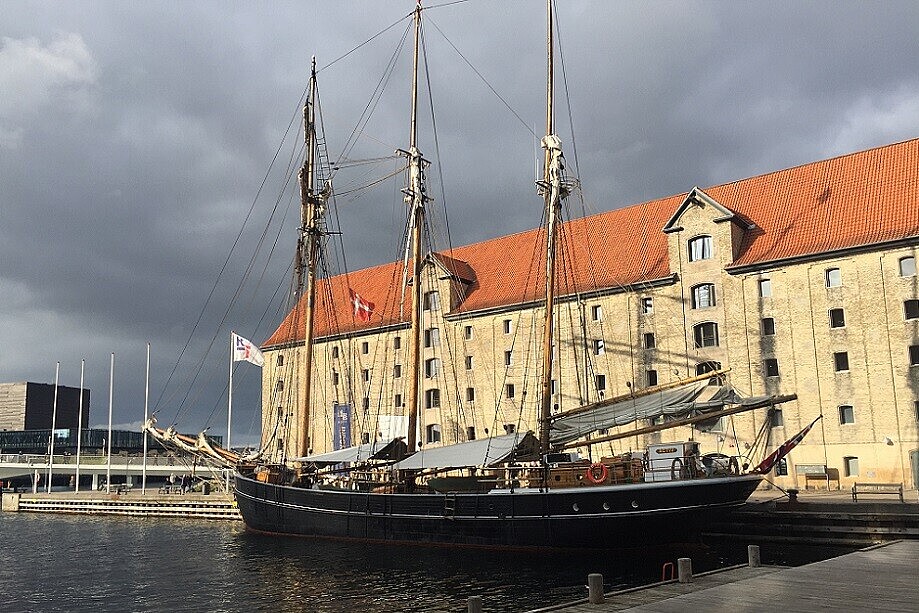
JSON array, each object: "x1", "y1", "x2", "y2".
[{"x1": 662, "y1": 187, "x2": 739, "y2": 234}]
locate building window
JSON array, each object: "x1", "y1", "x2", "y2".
[
  {"x1": 688, "y1": 235, "x2": 713, "y2": 262},
  {"x1": 424, "y1": 328, "x2": 440, "y2": 348},
  {"x1": 504, "y1": 350, "x2": 513, "y2": 366},
  {"x1": 593, "y1": 339, "x2": 605, "y2": 355},
  {"x1": 905, "y1": 300, "x2": 919, "y2": 320},
  {"x1": 465, "y1": 355, "x2": 473, "y2": 370},
  {"x1": 770, "y1": 409, "x2": 784, "y2": 428},
  {"x1": 503, "y1": 319, "x2": 512, "y2": 334},
  {"x1": 505, "y1": 384, "x2": 515, "y2": 399},
  {"x1": 423, "y1": 291, "x2": 440, "y2": 311},
  {"x1": 595, "y1": 374, "x2": 606, "y2": 391},
  {"x1": 393, "y1": 336, "x2": 401, "y2": 350},
  {"x1": 839, "y1": 404, "x2": 855, "y2": 424},
  {"x1": 899, "y1": 256, "x2": 916, "y2": 277},
  {"x1": 424, "y1": 358, "x2": 440, "y2": 378},
  {"x1": 759, "y1": 279, "x2": 772, "y2": 298},
  {"x1": 693, "y1": 322, "x2": 719, "y2": 348},
  {"x1": 551, "y1": 379, "x2": 557, "y2": 395},
  {"x1": 393, "y1": 364, "x2": 402, "y2": 378},
  {"x1": 504, "y1": 424, "x2": 516, "y2": 434},
  {"x1": 775, "y1": 458, "x2": 788, "y2": 476},
  {"x1": 275, "y1": 379, "x2": 284, "y2": 392},
  {"x1": 591, "y1": 305, "x2": 602, "y2": 321},
  {"x1": 691, "y1": 283, "x2": 716, "y2": 309},
  {"x1": 910, "y1": 345, "x2": 919, "y2": 366},
  {"x1": 361, "y1": 341, "x2": 369, "y2": 354},
  {"x1": 764, "y1": 358, "x2": 779, "y2": 377},
  {"x1": 394, "y1": 394, "x2": 403, "y2": 408},
  {"x1": 466, "y1": 387, "x2": 475, "y2": 402},
  {"x1": 761, "y1": 317, "x2": 776, "y2": 336},
  {"x1": 362, "y1": 397, "x2": 370, "y2": 412},
  {"x1": 425, "y1": 389, "x2": 441, "y2": 409},
  {"x1": 362, "y1": 368, "x2": 370, "y2": 382},
  {"x1": 276, "y1": 354, "x2": 285, "y2": 367},
  {"x1": 829, "y1": 308, "x2": 846, "y2": 329},
  {"x1": 825, "y1": 267, "x2": 842, "y2": 288},
  {"x1": 647, "y1": 369, "x2": 658, "y2": 387},
  {"x1": 833, "y1": 352, "x2": 849, "y2": 372},
  {"x1": 332, "y1": 346, "x2": 340, "y2": 358},
  {"x1": 426, "y1": 423, "x2": 442, "y2": 444},
  {"x1": 915, "y1": 400, "x2": 919, "y2": 422},
  {"x1": 640, "y1": 297, "x2": 653, "y2": 314},
  {"x1": 644, "y1": 332, "x2": 656, "y2": 349},
  {"x1": 844, "y1": 456, "x2": 859, "y2": 477},
  {"x1": 464, "y1": 325, "x2": 473, "y2": 340},
  {"x1": 696, "y1": 360, "x2": 722, "y2": 377},
  {"x1": 466, "y1": 426, "x2": 476, "y2": 441},
  {"x1": 332, "y1": 371, "x2": 339, "y2": 386}
]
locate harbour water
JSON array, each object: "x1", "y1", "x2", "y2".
[{"x1": 0, "y1": 513, "x2": 851, "y2": 612}]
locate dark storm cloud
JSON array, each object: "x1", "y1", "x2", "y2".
[{"x1": 2, "y1": 1, "x2": 918, "y2": 443}]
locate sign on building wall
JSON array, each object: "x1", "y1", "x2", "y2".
[{"x1": 332, "y1": 403, "x2": 352, "y2": 450}]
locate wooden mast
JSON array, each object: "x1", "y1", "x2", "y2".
[
  {"x1": 537, "y1": 0, "x2": 567, "y2": 454},
  {"x1": 295, "y1": 57, "x2": 321, "y2": 459},
  {"x1": 404, "y1": 2, "x2": 426, "y2": 455}
]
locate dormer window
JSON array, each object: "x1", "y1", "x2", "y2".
[{"x1": 688, "y1": 235, "x2": 713, "y2": 262}]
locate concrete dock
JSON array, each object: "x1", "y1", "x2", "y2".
[
  {"x1": 1, "y1": 490, "x2": 241, "y2": 520},
  {"x1": 526, "y1": 540, "x2": 917, "y2": 612}
]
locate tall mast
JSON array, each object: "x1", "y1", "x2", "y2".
[
  {"x1": 403, "y1": 2, "x2": 426, "y2": 455},
  {"x1": 537, "y1": 0, "x2": 568, "y2": 453},
  {"x1": 295, "y1": 57, "x2": 322, "y2": 458}
]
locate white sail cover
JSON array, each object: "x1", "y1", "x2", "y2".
[
  {"x1": 294, "y1": 438, "x2": 405, "y2": 466},
  {"x1": 393, "y1": 432, "x2": 539, "y2": 471},
  {"x1": 549, "y1": 383, "x2": 769, "y2": 445}
]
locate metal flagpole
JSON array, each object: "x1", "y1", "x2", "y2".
[
  {"x1": 47, "y1": 361, "x2": 60, "y2": 493},
  {"x1": 106, "y1": 352, "x2": 114, "y2": 494},
  {"x1": 75, "y1": 359, "x2": 84, "y2": 492},
  {"x1": 227, "y1": 332, "x2": 234, "y2": 492},
  {"x1": 142, "y1": 342, "x2": 150, "y2": 494}
]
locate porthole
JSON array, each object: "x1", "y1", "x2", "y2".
[
  {"x1": 554, "y1": 475, "x2": 561, "y2": 481},
  {"x1": 631, "y1": 500, "x2": 639, "y2": 509},
  {"x1": 572, "y1": 503, "x2": 580, "y2": 512},
  {"x1": 602, "y1": 502, "x2": 610, "y2": 511}
]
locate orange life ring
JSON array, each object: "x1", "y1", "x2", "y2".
[{"x1": 585, "y1": 462, "x2": 609, "y2": 485}]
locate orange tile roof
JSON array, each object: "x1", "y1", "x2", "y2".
[{"x1": 264, "y1": 137, "x2": 919, "y2": 347}]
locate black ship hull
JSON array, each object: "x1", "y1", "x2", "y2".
[{"x1": 234, "y1": 473, "x2": 762, "y2": 549}]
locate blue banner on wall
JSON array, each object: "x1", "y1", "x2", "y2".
[{"x1": 332, "y1": 403, "x2": 352, "y2": 450}]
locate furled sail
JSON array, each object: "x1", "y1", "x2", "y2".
[{"x1": 549, "y1": 382, "x2": 772, "y2": 446}]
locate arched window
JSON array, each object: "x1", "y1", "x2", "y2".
[
  {"x1": 825, "y1": 267, "x2": 842, "y2": 287},
  {"x1": 899, "y1": 256, "x2": 916, "y2": 277},
  {"x1": 691, "y1": 283, "x2": 716, "y2": 309},
  {"x1": 696, "y1": 360, "x2": 724, "y2": 384},
  {"x1": 425, "y1": 423, "x2": 442, "y2": 444},
  {"x1": 693, "y1": 322, "x2": 719, "y2": 348},
  {"x1": 688, "y1": 235, "x2": 713, "y2": 262}
]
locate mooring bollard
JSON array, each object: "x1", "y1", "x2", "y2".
[
  {"x1": 748, "y1": 544, "x2": 761, "y2": 567},
  {"x1": 677, "y1": 557, "x2": 693, "y2": 583},
  {"x1": 587, "y1": 573, "x2": 604, "y2": 604},
  {"x1": 467, "y1": 595, "x2": 482, "y2": 613}
]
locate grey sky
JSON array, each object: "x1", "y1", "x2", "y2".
[{"x1": 2, "y1": 1, "x2": 918, "y2": 444}]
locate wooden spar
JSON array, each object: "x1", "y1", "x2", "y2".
[
  {"x1": 295, "y1": 58, "x2": 320, "y2": 458},
  {"x1": 549, "y1": 369, "x2": 732, "y2": 422},
  {"x1": 557, "y1": 393, "x2": 798, "y2": 450},
  {"x1": 538, "y1": 0, "x2": 560, "y2": 454},
  {"x1": 404, "y1": 3, "x2": 425, "y2": 455}
]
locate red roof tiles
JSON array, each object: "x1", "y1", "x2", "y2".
[{"x1": 265, "y1": 138, "x2": 919, "y2": 347}]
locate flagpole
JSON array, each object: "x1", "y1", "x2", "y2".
[
  {"x1": 75, "y1": 359, "x2": 84, "y2": 493},
  {"x1": 227, "y1": 332, "x2": 234, "y2": 493},
  {"x1": 47, "y1": 361, "x2": 60, "y2": 493},
  {"x1": 106, "y1": 352, "x2": 114, "y2": 494},
  {"x1": 142, "y1": 342, "x2": 150, "y2": 494}
]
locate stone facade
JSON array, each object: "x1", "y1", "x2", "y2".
[{"x1": 261, "y1": 141, "x2": 919, "y2": 490}]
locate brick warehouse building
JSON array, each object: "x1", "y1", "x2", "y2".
[{"x1": 260, "y1": 138, "x2": 919, "y2": 491}]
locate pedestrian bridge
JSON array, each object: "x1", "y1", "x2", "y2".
[{"x1": 0, "y1": 453, "x2": 229, "y2": 491}]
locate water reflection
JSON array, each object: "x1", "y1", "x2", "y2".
[{"x1": 0, "y1": 514, "x2": 854, "y2": 612}]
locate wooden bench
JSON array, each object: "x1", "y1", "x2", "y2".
[{"x1": 851, "y1": 482, "x2": 904, "y2": 502}]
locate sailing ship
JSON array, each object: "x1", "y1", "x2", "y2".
[{"x1": 232, "y1": 2, "x2": 799, "y2": 549}]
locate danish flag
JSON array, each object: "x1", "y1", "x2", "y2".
[{"x1": 349, "y1": 288, "x2": 374, "y2": 322}]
